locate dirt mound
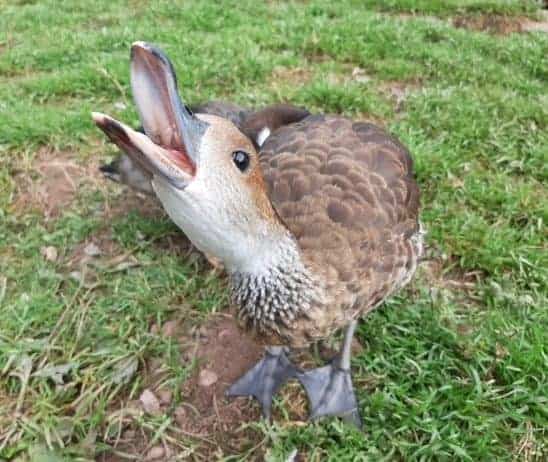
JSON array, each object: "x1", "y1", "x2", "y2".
[
  {"x1": 453, "y1": 14, "x2": 548, "y2": 35},
  {"x1": 11, "y1": 148, "x2": 98, "y2": 219},
  {"x1": 176, "y1": 317, "x2": 265, "y2": 453}
]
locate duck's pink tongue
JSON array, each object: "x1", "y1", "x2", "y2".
[{"x1": 92, "y1": 112, "x2": 194, "y2": 189}]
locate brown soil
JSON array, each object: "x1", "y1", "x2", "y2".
[
  {"x1": 380, "y1": 80, "x2": 422, "y2": 114},
  {"x1": 98, "y1": 315, "x2": 314, "y2": 460},
  {"x1": 66, "y1": 229, "x2": 122, "y2": 267},
  {"x1": 394, "y1": 11, "x2": 548, "y2": 35},
  {"x1": 104, "y1": 187, "x2": 163, "y2": 220},
  {"x1": 11, "y1": 144, "x2": 195, "y2": 267},
  {"x1": 418, "y1": 257, "x2": 483, "y2": 293},
  {"x1": 268, "y1": 66, "x2": 314, "y2": 90},
  {"x1": 11, "y1": 147, "x2": 100, "y2": 219},
  {"x1": 520, "y1": 17, "x2": 548, "y2": 33},
  {"x1": 10, "y1": 145, "x2": 166, "y2": 223},
  {"x1": 453, "y1": 14, "x2": 548, "y2": 35},
  {"x1": 175, "y1": 316, "x2": 265, "y2": 456},
  {"x1": 98, "y1": 316, "x2": 274, "y2": 460}
]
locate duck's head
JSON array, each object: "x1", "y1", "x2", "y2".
[{"x1": 93, "y1": 42, "x2": 289, "y2": 273}]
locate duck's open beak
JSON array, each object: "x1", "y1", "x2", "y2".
[{"x1": 93, "y1": 41, "x2": 207, "y2": 189}]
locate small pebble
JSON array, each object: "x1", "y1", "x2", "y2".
[
  {"x1": 69, "y1": 271, "x2": 82, "y2": 283},
  {"x1": 198, "y1": 369, "x2": 218, "y2": 387},
  {"x1": 352, "y1": 66, "x2": 371, "y2": 83},
  {"x1": 145, "y1": 445, "x2": 165, "y2": 461},
  {"x1": 139, "y1": 389, "x2": 161, "y2": 415},
  {"x1": 40, "y1": 246, "x2": 58, "y2": 262},
  {"x1": 84, "y1": 242, "x2": 101, "y2": 257}
]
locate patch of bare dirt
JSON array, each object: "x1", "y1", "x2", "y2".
[
  {"x1": 176, "y1": 317, "x2": 264, "y2": 449},
  {"x1": 172, "y1": 315, "x2": 312, "y2": 458},
  {"x1": 380, "y1": 80, "x2": 421, "y2": 113},
  {"x1": 415, "y1": 254, "x2": 486, "y2": 313},
  {"x1": 394, "y1": 11, "x2": 548, "y2": 35},
  {"x1": 11, "y1": 144, "x2": 198, "y2": 262},
  {"x1": 67, "y1": 230, "x2": 121, "y2": 267},
  {"x1": 104, "y1": 187, "x2": 162, "y2": 220},
  {"x1": 268, "y1": 66, "x2": 313, "y2": 90},
  {"x1": 453, "y1": 14, "x2": 548, "y2": 35},
  {"x1": 10, "y1": 144, "x2": 168, "y2": 224},
  {"x1": 396, "y1": 13, "x2": 445, "y2": 26},
  {"x1": 419, "y1": 257, "x2": 483, "y2": 293},
  {"x1": 99, "y1": 316, "x2": 274, "y2": 460},
  {"x1": 11, "y1": 147, "x2": 105, "y2": 220},
  {"x1": 521, "y1": 17, "x2": 548, "y2": 33},
  {"x1": 61, "y1": 228, "x2": 147, "y2": 289}
]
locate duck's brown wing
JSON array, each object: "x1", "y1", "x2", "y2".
[
  {"x1": 240, "y1": 104, "x2": 310, "y2": 148},
  {"x1": 260, "y1": 115, "x2": 422, "y2": 322},
  {"x1": 191, "y1": 101, "x2": 251, "y2": 127},
  {"x1": 195, "y1": 102, "x2": 310, "y2": 148}
]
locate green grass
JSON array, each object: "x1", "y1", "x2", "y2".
[{"x1": 1, "y1": 0, "x2": 547, "y2": 460}]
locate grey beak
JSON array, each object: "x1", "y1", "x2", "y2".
[
  {"x1": 92, "y1": 42, "x2": 208, "y2": 189},
  {"x1": 130, "y1": 41, "x2": 208, "y2": 167}
]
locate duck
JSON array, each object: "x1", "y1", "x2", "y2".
[
  {"x1": 92, "y1": 42, "x2": 423, "y2": 427},
  {"x1": 99, "y1": 102, "x2": 310, "y2": 195}
]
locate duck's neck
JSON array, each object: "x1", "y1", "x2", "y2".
[{"x1": 229, "y1": 231, "x2": 324, "y2": 333}]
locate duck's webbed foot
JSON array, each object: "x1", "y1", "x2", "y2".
[
  {"x1": 297, "y1": 321, "x2": 362, "y2": 428},
  {"x1": 297, "y1": 361, "x2": 361, "y2": 427},
  {"x1": 225, "y1": 346, "x2": 298, "y2": 419}
]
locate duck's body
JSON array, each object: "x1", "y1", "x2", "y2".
[
  {"x1": 93, "y1": 42, "x2": 422, "y2": 426},
  {"x1": 237, "y1": 114, "x2": 422, "y2": 347}
]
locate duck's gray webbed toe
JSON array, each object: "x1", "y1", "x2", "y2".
[
  {"x1": 297, "y1": 362, "x2": 361, "y2": 428},
  {"x1": 226, "y1": 346, "x2": 298, "y2": 419}
]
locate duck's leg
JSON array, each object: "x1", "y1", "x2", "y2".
[
  {"x1": 225, "y1": 346, "x2": 298, "y2": 419},
  {"x1": 297, "y1": 321, "x2": 361, "y2": 427}
]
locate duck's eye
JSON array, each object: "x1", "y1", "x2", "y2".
[{"x1": 232, "y1": 150, "x2": 250, "y2": 172}]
